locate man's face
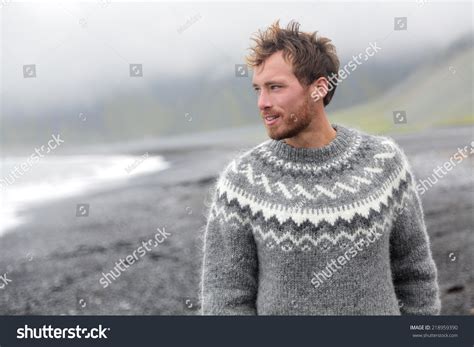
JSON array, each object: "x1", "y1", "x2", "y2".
[{"x1": 252, "y1": 51, "x2": 314, "y2": 140}]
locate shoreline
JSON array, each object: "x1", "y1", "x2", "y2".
[{"x1": 0, "y1": 125, "x2": 472, "y2": 315}]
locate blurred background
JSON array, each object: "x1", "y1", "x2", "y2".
[{"x1": 0, "y1": 0, "x2": 472, "y2": 315}]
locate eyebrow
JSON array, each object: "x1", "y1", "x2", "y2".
[{"x1": 252, "y1": 80, "x2": 285, "y2": 88}]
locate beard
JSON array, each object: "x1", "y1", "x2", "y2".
[{"x1": 266, "y1": 93, "x2": 313, "y2": 141}]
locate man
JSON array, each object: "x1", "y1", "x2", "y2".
[{"x1": 200, "y1": 20, "x2": 441, "y2": 315}]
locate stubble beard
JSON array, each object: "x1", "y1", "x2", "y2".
[{"x1": 267, "y1": 94, "x2": 313, "y2": 141}]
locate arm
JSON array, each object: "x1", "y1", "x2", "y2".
[
  {"x1": 390, "y1": 148, "x2": 441, "y2": 315},
  {"x1": 200, "y1": 168, "x2": 259, "y2": 315}
]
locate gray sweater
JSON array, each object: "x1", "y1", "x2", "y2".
[{"x1": 200, "y1": 123, "x2": 441, "y2": 315}]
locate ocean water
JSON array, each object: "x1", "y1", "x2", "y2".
[{"x1": 0, "y1": 154, "x2": 169, "y2": 235}]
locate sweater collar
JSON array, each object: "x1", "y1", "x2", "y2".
[{"x1": 266, "y1": 123, "x2": 354, "y2": 164}]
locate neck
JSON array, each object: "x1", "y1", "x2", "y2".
[
  {"x1": 267, "y1": 123, "x2": 355, "y2": 164},
  {"x1": 283, "y1": 112, "x2": 336, "y2": 149}
]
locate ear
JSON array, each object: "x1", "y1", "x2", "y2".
[{"x1": 309, "y1": 77, "x2": 329, "y2": 103}]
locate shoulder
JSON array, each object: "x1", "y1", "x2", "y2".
[
  {"x1": 220, "y1": 140, "x2": 271, "y2": 175},
  {"x1": 213, "y1": 140, "x2": 270, "y2": 187},
  {"x1": 351, "y1": 127, "x2": 410, "y2": 168}
]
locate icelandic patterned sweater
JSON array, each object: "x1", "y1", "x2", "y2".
[{"x1": 200, "y1": 123, "x2": 441, "y2": 315}]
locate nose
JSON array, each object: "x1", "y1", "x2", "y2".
[{"x1": 257, "y1": 89, "x2": 272, "y2": 111}]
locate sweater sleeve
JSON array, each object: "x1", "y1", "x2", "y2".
[
  {"x1": 389, "y1": 145, "x2": 441, "y2": 315},
  {"x1": 200, "y1": 163, "x2": 259, "y2": 315}
]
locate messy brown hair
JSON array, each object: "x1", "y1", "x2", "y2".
[{"x1": 246, "y1": 20, "x2": 340, "y2": 106}]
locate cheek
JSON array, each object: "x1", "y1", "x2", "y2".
[
  {"x1": 285, "y1": 89, "x2": 307, "y2": 107},
  {"x1": 275, "y1": 94, "x2": 296, "y2": 113}
]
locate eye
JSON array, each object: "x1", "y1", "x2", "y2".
[
  {"x1": 253, "y1": 88, "x2": 261, "y2": 94},
  {"x1": 270, "y1": 85, "x2": 281, "y2": 90}
]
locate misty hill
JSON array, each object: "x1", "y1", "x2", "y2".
[
  {"x1": 331, "y1": 43, "x2": 473, "y2": 134},
  {"x1": 1, "y1": 34, "x2": 472, "y2": 149}
]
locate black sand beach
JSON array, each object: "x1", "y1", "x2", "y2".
[{"x1": 0, "y1": 125, "x2": 472, "y2": 315}]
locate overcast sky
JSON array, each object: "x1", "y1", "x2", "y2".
[{"x1": 1, "y1": 0, "x2": 472, "y2": 115}]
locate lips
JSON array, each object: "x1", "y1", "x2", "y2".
[{"x1": 263, "y1": 114, "x2": 280, "y2": 126}]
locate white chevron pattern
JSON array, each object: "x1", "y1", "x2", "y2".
[
  {"x1": 216, "y1": 158, "x2": 410, "y2": 226},
  {"x1": 210, "y1": 178, "x2": 417, "y2": 252},
  {"x1": 252, "y1": 218, "x2": 392, "y2": 252},
  {"x1": 228, "y1": 138, "x2": 399, "y2": 202}
]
